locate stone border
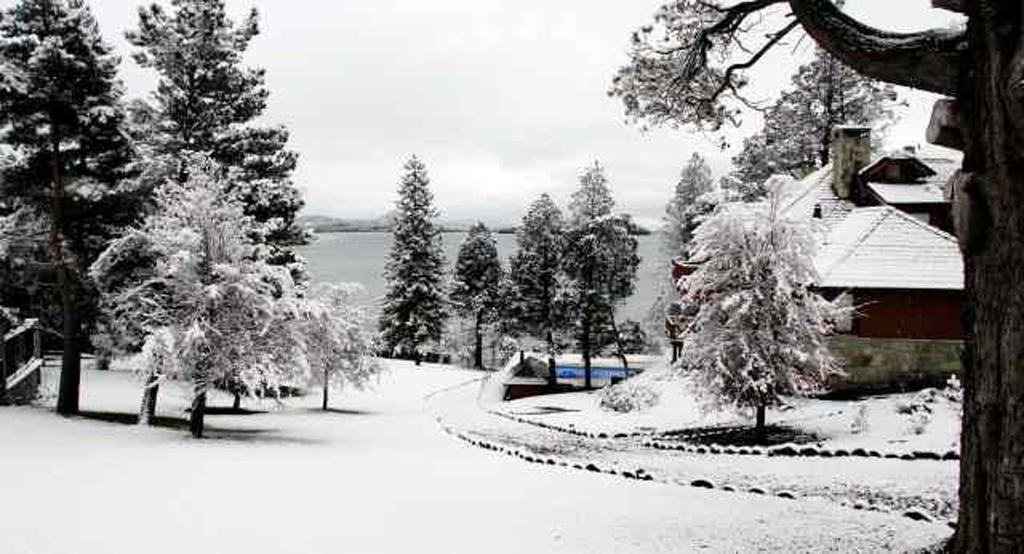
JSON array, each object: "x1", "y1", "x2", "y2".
[
  {"x1": 487, "y1": 408, "x2": 960, "y2": 462},
  {"x1": 438, "y1": 415, "x2": 953, "y2": 527}
]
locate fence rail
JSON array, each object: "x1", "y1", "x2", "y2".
[{"x1": 1, "y1": 318, "x2": 43, "y2": 404}]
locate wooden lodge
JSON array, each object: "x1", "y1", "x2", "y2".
[{"x1": 667, "y1": 127, "x2": 965, "y2": 391}]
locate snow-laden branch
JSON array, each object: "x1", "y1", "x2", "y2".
[{"x1": 788, "y1": 0, "x2": 966, "y2": 96}]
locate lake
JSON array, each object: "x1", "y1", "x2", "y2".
[{"x1": 297, "y1": 231, "x2": 667, "y2": 322}]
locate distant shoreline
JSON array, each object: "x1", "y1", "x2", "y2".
[{"x1": 308, "y1": 227, "x2": 518, "y2": 235}]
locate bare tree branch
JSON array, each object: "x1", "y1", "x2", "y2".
[{"x1": 788, "y1": 0, "x2": 966, "y2": 95}]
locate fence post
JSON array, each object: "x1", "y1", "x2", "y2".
[
  {"x1": 32, "y1": 321, "x2": 41, "y2": 360},
  {"x1": 1, "y1": 336, "x2": 7, "y2": 406}
]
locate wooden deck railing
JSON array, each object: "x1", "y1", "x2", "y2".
[{"x1": 0, "y1": 318, "x2": 43, "y2": 404}]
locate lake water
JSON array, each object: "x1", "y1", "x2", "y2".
[{"x1": 297, "y1": 232, "x2": 666, "y2": 322}]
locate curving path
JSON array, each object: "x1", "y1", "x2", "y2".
[{"x1": 0, "y1": 361, "x2": 950, "y2": 553}]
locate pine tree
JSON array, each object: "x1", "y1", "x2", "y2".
[
  {"x1": 663, "y1": 153, "x2": 717, "y2": 262},
  {"x1": 0, "y1": 0, "x2": 137, "y2": 415},
  {"x1": 127, "y1": 0, "x2": 306, "y2": 278},
  {"x1": 508, "y1": 193, "x2": 567, "y2": 383},
  {"x1": 731, "y1": 49, "x2": 903, "y2": 191},
  {"x1": 679, "y1": 186, "x2": 839, "y2": 440},
  {"x1": 450, "y1": 223, "x2": 503, "y2": 370},
  {"x1": 379, "y1": 157, "x2": 447, "y2": 365},
  {"x1": 563, "y1": 162, "x2": 640, "y2": 388}
]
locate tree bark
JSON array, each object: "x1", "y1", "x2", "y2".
[
  {"x1": 546, "y1": 329, "x2": 558, "y2": 387},
  {"x1": 474, "y1": 311, "x2": 484, "y2": 370},
  {"x1": 755, "y1": 404, "x2": 767, "y2": 443},
  {"x1": 951, "y1": 2, "x2": 1024, "y2": 550},
  {"x1": 190, "y1": 392, "x2": 207, "y2": 439},
  {"x1": 606, "y1": 307, "x2": 630, "y2": 376},
  {"x1": 322, "y1": 368, "x2": 329, "y2": 411},
  {"x1": 49, "y1": 126, "x2": 81, "y2": 417},
  {"x1": 139, "y1": 375, "x2": 159, "y2": 426},
  {"x1": 232, "y1": 392, "x2": 241, "y2": 412},
  {"x1": 582, "y1": 315, "x2": 592, "y2": 390}
]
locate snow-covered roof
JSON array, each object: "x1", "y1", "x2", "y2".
[
  {"x1": 815, "y1": 207, "x2": 963, "y2": 290},
  {"x1": 777, "y1": 165, "x2": 853, "y2": 227},
  {"x1": 919, "y1": 157, "x2": 959, "y2": 187},
  {"x1": 867, "y1": 182, "x2": 947, "y2": 205}
]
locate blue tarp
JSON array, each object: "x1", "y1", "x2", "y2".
[{"x1": 555, "y1": 366, "x2": 629, "y2": 380}]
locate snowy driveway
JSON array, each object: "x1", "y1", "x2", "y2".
[{"x1": 0, "y1": 361, "x2": 950, "y2": 553}]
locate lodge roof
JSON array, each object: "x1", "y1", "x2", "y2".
[
  {"x1": 866, "y1": 182, "x2": 947, "y2": 205},
  {"x1": 815, "y1": 206, "x2": 963, "y2": 291},
  {"x1": 777, "y1": 167, "x2": 853, "y2": 227}
]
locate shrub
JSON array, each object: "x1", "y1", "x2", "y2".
[{"x1": 600, "y1": 379, "x2": 660, "y2": 413}]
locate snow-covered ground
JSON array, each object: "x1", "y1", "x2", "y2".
[
  {"x1": 0, "y1": 361, "x2": 951, "y2": 553},
  {"x1": 498, "y1": 370, "x2": 961, "y2": 456}
]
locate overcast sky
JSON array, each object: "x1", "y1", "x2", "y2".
[{"x1": 53, "y1": 0, "x2": 964, "y2": 226}]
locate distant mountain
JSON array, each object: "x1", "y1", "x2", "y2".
[
  {"x1": 300, "y1": 212, "x2": 511, "y2": 234},
  {"x1": 298, "y1": 212, "x2": 396, "y2": 233},
  {"x1": 299, "y1": 213, "x2": 649, "y2": 235}
]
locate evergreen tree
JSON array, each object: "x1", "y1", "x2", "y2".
[
  {"x1": 127, "y1": 0, "x2": 306, "y2": 278},
  {"x1": 730, "y1": 50, "x2": 903, "y2": 192},
  {"x1": 0, "y1": 0, "x2": 137, "y2": 415},
  {"x1": 663, "y1": 153, "x2": 717, "y2": 261},
  {"x1": 679, "y1": 187, "x2": 839, "y2": 440},
  {"x1": 562, "y1": 163, "x2": 640, "y2": 388},
  {"x1": 379, "y1": 157, "x2": 447, "y2": 365},
  {"x1": 450, "y1": 222, "x2": 503, "y2": 370},
  {"x1": 508, "y1": 193, "x2": 566, "y2": 383}
]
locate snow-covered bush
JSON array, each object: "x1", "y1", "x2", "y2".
[
  {"x1": 600, "y1": 379, "x2": 661, "y2": 413},
  {"x1": 851, "y1": 404, "x2": 871, "y2": 435},
  {"x1": 944, "y1": 374, "x2": 963, "y2": 404},
  {"x1": 909, "y1": 409, "x2": 932, "y2": 435},
  {"x1": 677, "y1": 184, "x2": 840, "y2": 436},
  {"x1": 895, "y1": 391, "x2": 937, "y2": 435}
]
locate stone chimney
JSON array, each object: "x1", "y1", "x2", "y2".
[{"x1": 831, "y1": 126, "x2": 872, "y2": 200}]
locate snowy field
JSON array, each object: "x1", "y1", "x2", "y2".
[{"x1": 0, "y1": 361, "x2": 951, "y2": 553}]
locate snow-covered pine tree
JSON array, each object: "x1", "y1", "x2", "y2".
[
  {"x1": 680, "y1": 185, "x2": 840, "y2": 440},
  {"x1": 663, "y1": 153, "x2": 717, "y2": 262},
  {"x1": 0, "y1": 0, "x2": 139, "y2": 415},
  {"x1": 127, "y1": 0, "x2": 306, "y2": 280},
  {"x1": 730, "y1": 49, "x2": 903, "y2": 192},
  {"x1": 562, "y1": 162, "x2": 640, "y2": 388},
  {"x1": 299, "y1": 283, "x2": 381, "y2": 411},
  {"x1": 90, "y1": 157, "x2": 306, "y2": 437},
  {"x1": 508, "y1": 193, "x2": 567, "y2": 383},
  {"x1": 379, "y1": 157, "x2": 447, "y2": 365},
  {"x1": 450, "y1": 222, "x2": 503, "y2": 370}
]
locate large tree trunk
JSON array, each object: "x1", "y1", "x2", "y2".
[
  {"x1": 546, "y1": 329, "x2": 557, "y2": 387},
  {"x1": 755, "y1": 404, "x2": 767, "y2": 444},
  {"x1": 139, "y1": 375, "x2": 159, "y2": 426},
  {"x1": 952, "y1": 3, "x2": 1024, "y2": 550},
  {"x1": 322, "y1": 368, "x2": 329, "y2": 411},
  {"x1": 606, "y1": 307, "x2": 630, "y2": 376},
  {"x1": 49, "y1": 129, "x2": 81, "y2": 417},
  {"x1": 582, "y1": 315, "x2": 592, "y2": 390},
  {"x1": 474, "y1": 311, "x2": 484, "y2": 370},
  {"x1": 190, "y1": 391, "x2": 207, "y2": 439}
]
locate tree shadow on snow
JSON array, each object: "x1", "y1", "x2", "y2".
[
  {"x1": 203, "y1": 406, "x2": 268, "y2": 416},
  {"x1": 311, "y1": 407, "x2": 377, "y2": 417},
  {"x1": 77, "y1": 410, "x2": 191, "y2": 430},
  {"x1": 75, "y1": 410, "x2": 326, "y2": 445}
]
